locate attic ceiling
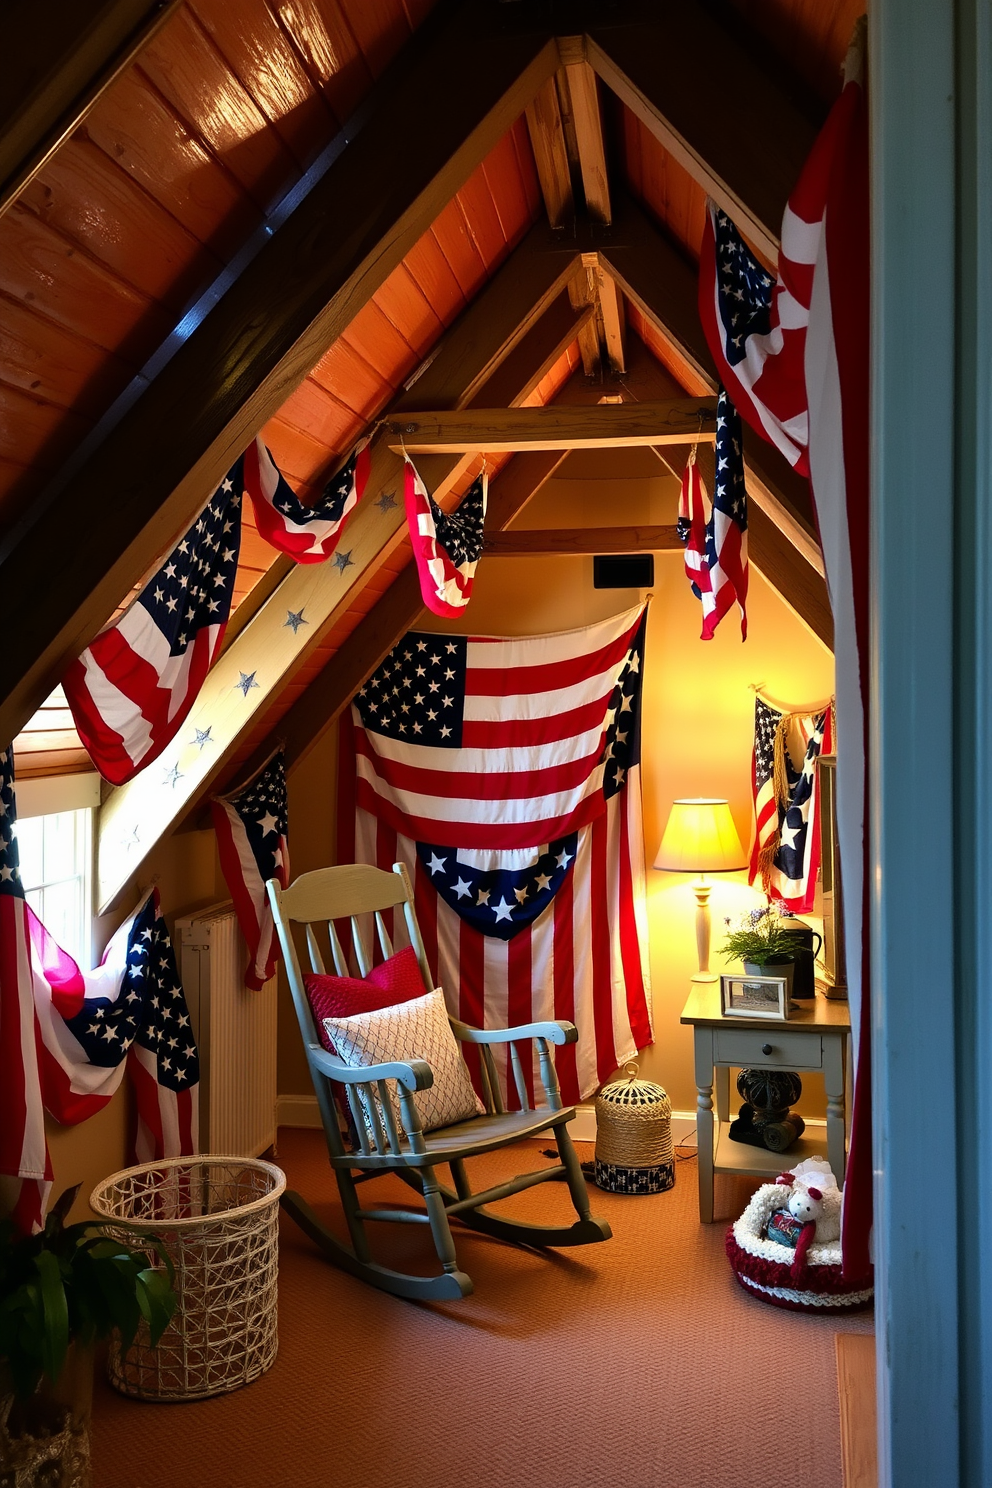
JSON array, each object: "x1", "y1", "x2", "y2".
[{"x1": 0, "y1": 0, "x2": 855, "y2": 906}]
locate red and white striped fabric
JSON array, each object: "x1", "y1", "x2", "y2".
[
  {"x1": 2, "y1": 881, "x2": 199, "y2": 1231},
  {"x1": 352, "y1": 605, "x2": 645, "y2": 849},
  {"x1": 700, "y1": 30, "x2": 870, "y2": 1274},
  {"x1": 677, "y1": 451, "x2": 709, "y2": 598},
  {"x1": 244, "y1": 437, "x2": 370, "y2": 563},
  {"x1": 346, "y1": 794, "x2": 652, "y2": 1107},
  {"x1": 404, "y1": 459, "x2": 487, "y2": 618},
  {"x1": 63, "y1": 470, "x2": 241, "y2": 785},
  {"x1": 211, "y1": 750, "x2": 289, "y2": 991}
]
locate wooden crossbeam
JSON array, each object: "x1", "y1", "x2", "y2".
[
  {"x1": 0, "y1": 0, "x2": 181, "y2": 216},
  {"x1": 231, "y1": 449, "x2": 570, "y2": 784},
  {"x1": 484, "y1": 526, "x2": 680, "y2": 556},
  {"x1": 585, "y1": 3, "x2": 820, "y2": 258},
  {"x1": 0, "y1": 6, "x2": 560, "y2": 748},
  {"x1": 563, "y1": 59, "x2": 611, "y2": 224},
  {"x1": 386, "y1": 399, "x2": 718, "y2": 454},
  {"x1": 97, "y1": 247, "x2": 585, "y2": 909}
]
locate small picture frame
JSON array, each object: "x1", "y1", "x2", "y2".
[{"x1": 720, "y1": 973, "x2": 791, "y2": 1021}]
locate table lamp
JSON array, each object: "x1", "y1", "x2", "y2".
[{"x1": 655, "y1": 798, "x2": 747, "y2": 981}]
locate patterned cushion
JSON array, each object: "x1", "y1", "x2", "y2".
[
  {"x1": 322, "y1": 988, "x2": 484, "y2": 1135},
  {"x1": 306, "y1": 947, "x2": 427, "y2": 1052}
]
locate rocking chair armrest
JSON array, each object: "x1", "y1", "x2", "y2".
[
  {"x1": 449, "y1": 1018, "x2": 578, "y2": 1047},
  {"x1": 308, "y1": 1045, "x2": 435, "y2": 1092}
]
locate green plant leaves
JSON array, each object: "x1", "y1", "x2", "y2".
[{"x1": 0, "y1": 1186, "x2": 177, "y2": 1396}]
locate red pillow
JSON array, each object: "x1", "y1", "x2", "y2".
[{"x1": 306, "y1": 946, "x2": 429, "y2": 1052}]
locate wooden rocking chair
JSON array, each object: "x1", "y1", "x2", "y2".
[{"x1": 267, "y1": 861, "x2": 611, "y2": 1300}]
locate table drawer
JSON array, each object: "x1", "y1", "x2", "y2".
[{"x1": 712, "y1": 1028, "x2": 823, "y2": 1070}]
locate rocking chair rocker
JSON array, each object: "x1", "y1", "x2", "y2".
[{"x1": 267, "y1": 861, "x2": 611, "y2": 1300}]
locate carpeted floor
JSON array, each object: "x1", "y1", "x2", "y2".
[{"x1": 89, "y1": 1129, "x2": 873, "y2": 1488}]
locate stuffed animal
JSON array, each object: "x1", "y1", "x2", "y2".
[{"x1": 773, "y1": 1157, "x2": 842, "y2": 1279}]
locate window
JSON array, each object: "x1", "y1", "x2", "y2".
[{"x1": 15, "y1": 808, "x2": 93, "y2": 966}]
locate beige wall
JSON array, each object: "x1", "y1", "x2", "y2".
[{"x1": 45, "y1": 455, "x2": 834, "y2": 1215}]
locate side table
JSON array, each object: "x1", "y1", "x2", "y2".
[{"x1": 680, "y1": 983, "x2": 851, "y2": 1223}]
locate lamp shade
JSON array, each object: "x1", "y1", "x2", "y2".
[{"x1": 654, "y1": 798, "x2": 746, "y2": 873}]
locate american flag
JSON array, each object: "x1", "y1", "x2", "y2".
[
  {"x1": 244, "y1": 437, "x2": 369, "y2": 563},
  {"x1": 700, "y1": 33, "x2": 870, "y2": 1275},
  {"x1": 0, "y1": 750, "x2": 198, "y2": 1231},
  {"x1": 404, "y1": 459, "x2": 487, "y2": 617},
  {"x1": 339, "y1": 607, "x2": 653, "y2": 1105},
  {"x1": 700, "y1": 388, "x2": 748, "y2": 639},
  {"x1": 699, "y1": 204, "x2": 806, "y2": 472},
  {"x1": 749, "y1": 696, "x2": 832, "y2": 914},
  {"x1": 64, "y1": 469, "x2": 242, "y2": 785},
  {"x1": 677, "y1": 450, "x2": 708, "y2": 600},
  {"x1": 211, "y1": 750, "x2": 290, "y2": 990}
]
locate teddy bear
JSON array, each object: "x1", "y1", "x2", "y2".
[{"x1": 772, "y1": 1156, "x2": 842, "y2": 1279}]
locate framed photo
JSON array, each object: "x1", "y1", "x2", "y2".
[{"x1": 720, "y1": 973, "x2": 790, "y2": 1021}]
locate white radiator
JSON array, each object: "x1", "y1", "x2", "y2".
[{"x1": 175, "y1": 902, "x2": 278, "y2": 1158}]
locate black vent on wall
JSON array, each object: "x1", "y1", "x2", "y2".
[{"x1": 593, "y1": 554, "x2": 654, "y2": 589}]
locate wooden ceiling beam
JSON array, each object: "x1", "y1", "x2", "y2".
[
  {"x1": 0, "y1": 0, "x2": 181, "y2": 217},
  {"x1": 524, "y1": 76, "x2": 574, "y2": 230},
  {"x1": 485, "y1": 526, "x2": 680, "y2": 556},
  {"x1": 386, "y1": 399, "x2": 718, "y2": 454},
  {"x1": 584, "y1": 3, "x2": 820, "y2": 259},
  {"x1": 0, "y1": 5, "x2": 560, "y2": 748},
  {"x1": 235, "y1": 449, "x2": 570, "y2": 784}
]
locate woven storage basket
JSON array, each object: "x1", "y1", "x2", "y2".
[
  {"x1": 90, "y1": 1156, "x2": 285, "y2": 1401},
  {"x1": 726, "y1": 1182, "x2": 873, "y2": 1314},
  {"x1": 594, "y1": 1063, "x2": 674, "y2": 1194}
]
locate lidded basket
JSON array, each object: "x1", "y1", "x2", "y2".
[{"x1": 594, "y1": 1063, "x2": 674, "y2": 1194}]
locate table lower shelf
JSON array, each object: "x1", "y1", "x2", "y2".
[{"x1": 712, "y1": 1122, "x2": 835, "y2": 1178}]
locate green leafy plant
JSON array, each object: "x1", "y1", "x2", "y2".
[
  {"x1": 0, "y1": 1186, "x2": 176, "y2": 1399},
  {"x1": 721, "y1": 904, "x2": 798, "y2": 967}
]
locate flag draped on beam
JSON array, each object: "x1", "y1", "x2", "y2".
[
  {"x1": 404, "y1": 459, "x2": 487, "y2": 618},
  {"x1": 677, "y1": 449, "x2": 708, "y2": 600},
  {"x1": 750, "y1": 696, "x2": 833, "y2": 914},
  {"x1": 244, "y1": 438, "x2": 369, "y2": 563},
  {"x1": 0, "y1": 750, "x2": 198, "y2": 1231},
  {"x1": 64, "y1": 468, "x2": 243, "y2": 785},
  {"x1": 675, "y1": 392, "x2": 749, "y2": 639},
  {"x1": 338, "y1": 607, "x2": 653, "y2": 1105},
  {"x1": 211, "y1": 750, "x2": 290, "y2": 990},
  {"x1": 699, "y1": 29, "x2": 870, "y2": 1275}
]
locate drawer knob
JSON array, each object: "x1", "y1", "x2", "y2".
[{"x1": 761, "y1": 1043, "x2": 773, "y2": 1056}]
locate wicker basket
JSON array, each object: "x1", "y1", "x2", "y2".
[
  {"x1": 90, "y1": 1156, "x2": 285, "y2": 1402},
  {"x1": 594, "y1": 1063, "x2": 674, "y2": 1194}
]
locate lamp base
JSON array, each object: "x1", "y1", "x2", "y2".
[{"x1": 691, "y1": 970, "x2": 719, "y2": 983}]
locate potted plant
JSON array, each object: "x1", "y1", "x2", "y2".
[
  {"x1": 0, "y1": 1185, "x2": 176, "y2": 1487},
  {"x1": 722, "y1": 904, "x2": 799, "y2": 992}
]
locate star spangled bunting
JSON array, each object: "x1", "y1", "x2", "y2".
[
  {"x1": 404, "y1": 459, "x2": 487, "y2": 617},
  {"x1": 211, "y1": 750, "x2": 290, "y2": 990},
  {"x1": 417, "y1": 837, "x2": 578, "y2": 941},
  {"x1": 699, "y1": 388, "x2": 748, "y2": 640},
  {"x1": 243, "y1": 437, "x2": 370, "y2": 563},
  {"x1": 63, "y1": 468, "x2": 243, "y2": 785}
]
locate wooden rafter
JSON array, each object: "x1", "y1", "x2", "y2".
[
  {"x1": 95, "y1": 244, "x2": 587, "y2": 910},
  {"x1": 585, "y1": 3, "x2": 820, "y2": 258},
  {"x1": 0, "y1": 0, "x2": 181, "y2": 216},
  {"x1": 385, "y1": 400, "x2": 718, "y2": 454},
  {"x1": 0, "y1": 6, "x2": 560, "y2": 749}
]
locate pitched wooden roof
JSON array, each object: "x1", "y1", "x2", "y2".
[{"x1": 0, "y1": 0, "x2": 853, "y2": 901}]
